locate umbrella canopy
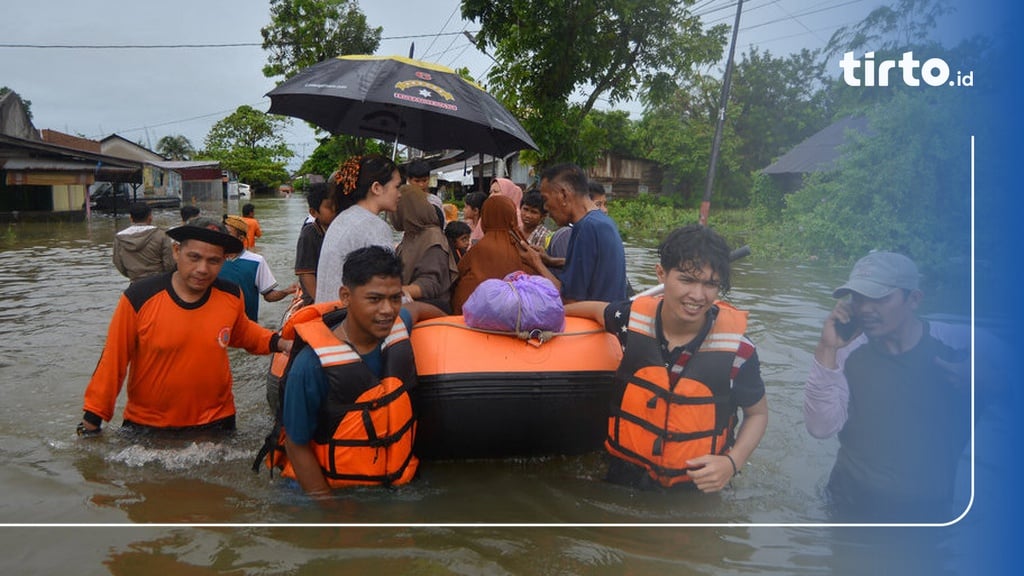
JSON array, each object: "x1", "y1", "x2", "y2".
[{"x1": 266, "y1": 55, "x2": 537, "y2": 156}]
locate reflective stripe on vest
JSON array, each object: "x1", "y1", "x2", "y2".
[
  {"x1": 607, "y1": 297, "x2": 746, "y2": 487},
  {"x1": 277, "y1": 317, "x2": 418, "y2": 487}
]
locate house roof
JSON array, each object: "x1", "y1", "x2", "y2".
[
  {"x1": 150, "y1": 160, "x2": 220, "y2": 170},
  {"x1": 0, "y1": 133, "x2": 143, "y2": 182},
  {"x1": 99, "y1": 134, "x2": 166, "y2": 162},
  {"x1": 762, "y1": 116, "x2": 870, "y2": 175}
]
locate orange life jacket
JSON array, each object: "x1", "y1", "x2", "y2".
[
  {"x1": 265, "y1": 300, "x2": 343, "y2": 413},
  {"x1": 261, "y1": 311, "x2": 418, "y2": 488},
  {"x1": 606, "y1": 297, "x2": 747, "y2": 488}
]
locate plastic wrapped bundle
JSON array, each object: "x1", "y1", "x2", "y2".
[{"x1": 463, "y1": 271, "x2": 565, "y2": 333}]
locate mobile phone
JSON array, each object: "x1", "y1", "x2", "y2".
[{"x1": 835, "y1": 317, "x2": 859, "y2": 341}]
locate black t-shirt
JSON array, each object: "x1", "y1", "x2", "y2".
[{"x1": 602, "y1": 300, "x2": 765, "y2": 408}]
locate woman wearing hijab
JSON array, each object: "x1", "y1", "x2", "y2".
[
  {"x1": 450, "y1": 195, "x2": 539, "y2": 314},
  {"x1": 490, "y1": 177, "x2": 524, "y2": 233},
  {"x1": 395, "y1": 187, "x2": 459, "y2": 314}
]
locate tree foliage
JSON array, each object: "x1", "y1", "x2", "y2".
[
  {"x1": 587, "y1": 109, "x2": 642, "y2": 157},
  {"x1": 461, "y1": 0, "x2": 727, "y2": 166},
  {"x1": 730, "y1": 48, "x2": 832, "y2": 179},
  {"x1": 156, "y1": 134, "x2": 195, "y2": 160},
  {"x1": 298, "y1": 135, "x2": 391, "y2": 179},
  {"x1": 200, "y1": 106, "x2": 294, "y2": 188},
  {"x1": 637, "y1": 74, "x2": 726, "y2": 204},
  {"x1": 781, "y1": 89, "x2": 971, "y2": 278},
  {"x1": 823, "y1": 0, "x2": 954, "y2": 61},
  {"x1": 261, "y1": 0, "x2": 382, "y2": 80}
]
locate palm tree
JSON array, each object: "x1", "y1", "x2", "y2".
[{"x1": 156, "y1": 135, "x2": 196, "y2": 160}]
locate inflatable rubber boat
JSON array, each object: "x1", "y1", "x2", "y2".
[
  {"x1": 266, "y1": 308, "x2": 622, "y2": 461},
  {"x1": 409, "y1": 316, "x2": 622, "y2": 460}
]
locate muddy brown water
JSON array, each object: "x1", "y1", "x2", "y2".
[{"x1": 0, "y1": 197, "x2": 986, "y2": 574}]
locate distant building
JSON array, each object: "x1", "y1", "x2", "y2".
[
  {"x1": 1, "y1": 91, "x2": 142, "y2": 221},
  {"x1": 761, "y1": 116, "x2": 870, "y2": 194},
  {"x1": 587, "y1": 152, "x2": 663, "y2": 198}
]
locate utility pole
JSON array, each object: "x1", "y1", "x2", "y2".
[{"x1": 699, "y1": 0, "x2": 744, "y2": 227}]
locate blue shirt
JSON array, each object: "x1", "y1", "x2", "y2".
[
  {"x1": 282, "y1": 308, "x2": 413, "y2": 445},
  {"x1": 218, "y1": 250, "x2": 279, "y2": 321},
  {"x1": 561, "y1": 210, "x2": 628, "y2": 302}
]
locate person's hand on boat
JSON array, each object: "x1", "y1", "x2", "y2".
[{"x1": 685, "y1": 454, "x2": 738, "y2": 493}]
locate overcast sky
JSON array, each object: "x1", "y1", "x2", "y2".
[{"x1": 0, "y1": 0, "x2": 996, "y2": 171}]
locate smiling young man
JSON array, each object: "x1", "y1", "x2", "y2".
[
  {"x1": 805, "y1": 251, "x2": 971, "y2": 522},
  {"x1": 279, "y1": 245, "x2": 443, "y2": 496},
  {"x1": 78, "y1": 218, "x2": 292, "y2": 437},
  {"x1": 565, "y1": 224, "x2": 768, "y2": 492}
]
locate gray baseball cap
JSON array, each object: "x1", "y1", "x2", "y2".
[{"x1": 832, "y1": 252, "x2": 919, "y2": 299}]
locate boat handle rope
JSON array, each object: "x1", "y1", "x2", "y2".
[{"x1": 411, "y1": 320, "x2": 604, "y2": 347}]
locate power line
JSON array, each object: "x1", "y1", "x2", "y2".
[
  {"x1": 422, "y1": 4, "x2": 461, "y2": 57},
  {"x1": 86, "y1": 99, "x2": 271, "y2": 140}
]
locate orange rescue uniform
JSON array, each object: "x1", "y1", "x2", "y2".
[
  {"x1": 241, "y1": 216, "x2": 262, "y2": 249},
  {"x1": 83, "y1": 273, "x2": 277, "y2": 429}
]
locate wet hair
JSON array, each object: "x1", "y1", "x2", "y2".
[
  {"x1": 333, "y1": 154, "x2": 399, "y2": 213},
  {"x1": 342, "y1": 245, "x2": 403, "y2": 289},
  {"x1": 522, "y1": 189, "x2": 547, "y2": 213},
  {"x1": 444, "y1": 219, "x2": 472, "y2": 241},
  {"x1": 180, "y1": 205, "x2": 200, "y2": 222},
  {"x1": 540, "y1": 163, "x2": 589, "y2": 197},
  {"x1": 463, "y1": 191, "x2": 486, "y2": 211},
  {"x1": 306, "y1": 182, "x2": 330, "y2": 211},
  {"x1": 406, "y1": 159, "x2": 430, "y2": 179},
  {"x1": 129, "y1": 202, "x2": 152, "y2": 222},
  {"x1": 242, "y1": 203, "x2": 255, "y2": 217},
  {"x1": 587, "y1": 180, "x2": 607, "y2": 200},
  {"x1": 657, "y1": 224, "x2": 732, "y2": 294}
]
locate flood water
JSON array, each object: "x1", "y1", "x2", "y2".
[{"x1": 0, "y1": 196, "x2": 990, "y2": 574}]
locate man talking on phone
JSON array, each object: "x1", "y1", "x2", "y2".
[{"x1": 803, "y1": 251, "x2": 970, "y2": 522}]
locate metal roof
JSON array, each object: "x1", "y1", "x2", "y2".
[
  {"x1": 1, "y1": 158, "x2": 105, "y2": 171},
  {"x1": 762, "y1": 116, "x2": 870, "y2": 175},
  {"x1": 149, "y1": 160, "x2": 220, "y2": 170}
]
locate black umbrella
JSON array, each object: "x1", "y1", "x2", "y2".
[{"x1": 266, "y1": 55, "x2": 538, "y2": 155}]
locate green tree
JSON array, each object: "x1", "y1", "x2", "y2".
[
  {"x1": 730, "y1": 48, "x2": 831, "y2": 179},
  {"x1": 298, "y1": 134, "x2": 391, "y2": 179},
  {"x1": 200, "y1": 106, "x2": 294, "y2": 189},
  {"x1": 461, "y1": 0, "x2": 727, "y2": 166},
  {"x1": 588, "y1": 109, "x2": 642, "y2": 157},
  {"x1": 261, "y1": 0, "x2": 382, "y2": 80},
  {"x1": 155, "y1": 134, "x2": 196, "y2": 160},
  {"x1": 781, "y1": 89, "x2": 971, "y2": 278},
  {"x1": 637, "y1": 74, "x2": 729, "y2": 204}
]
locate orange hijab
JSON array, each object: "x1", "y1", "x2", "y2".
[{"x1": 451, "y1": 195, "x2": 538, "y2": 314}]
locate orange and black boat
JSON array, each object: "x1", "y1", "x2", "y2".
[
  {"x1": 266, "y1": 309, "x2": 622, "y2": 461},
  {"x1": 409, "y1": 315, "x2": 622, "y2": 460}
]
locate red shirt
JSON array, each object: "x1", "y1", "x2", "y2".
[{"x1": 83, "y1": 273, "x2": 274, "y2": 428}]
